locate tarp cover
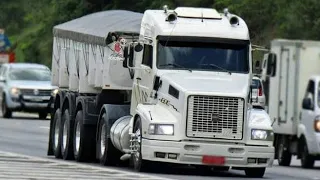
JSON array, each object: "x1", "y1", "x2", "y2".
[{"x1": 53, "y1": 10, "x2": 143, "y2": 46}]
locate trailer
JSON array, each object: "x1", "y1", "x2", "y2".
[
  {"x1": 47, "y1": 7, "x2": 276, "y2": 178},
  {"x1": 261, "y1": 39, "x2": 320, "y2": 168}
]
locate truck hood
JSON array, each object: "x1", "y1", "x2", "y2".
[
  {"x1": 161, "y1": 71, "x2": 250, "y2": 97},
  {"x1": 8, "y1": 80, "x2": 57, "y2": 90}
]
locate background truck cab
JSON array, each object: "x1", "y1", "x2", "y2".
[{"x1": 260, "y1": 39, "x2": 320, "y2": 168}]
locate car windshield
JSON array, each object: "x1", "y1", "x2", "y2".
[
  {"x1": 157, "y1": 39, "x2": 249, "y2": 73},
  {"x1": 251, "y1": 79, "x2": 261, "y2": 89},
  {"x1": 8, "y1": 68, "x2": 51, "y2": 81}
]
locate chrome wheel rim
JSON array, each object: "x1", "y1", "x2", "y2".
[
  {"x1": 54, "y1": 119, "x2": 60, "y2": 150},
  {"x1": 134, "y1": 128, "x2": 141, "y2": 162},
  {"x1": 62, "y1": 120, "x2": 68, "y2": 151},
  {"x1": 100, "y1": 124, "x2": 106, "y2": 157},
  {"x1": 75, "y1": 121, "x2": 80, "y2": 154}
]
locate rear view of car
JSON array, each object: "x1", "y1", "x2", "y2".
[
  {"x1": 251, "y1": 77, "x2": 266, "y2": 109},
  {"x1": 0, "y1": 63, "x2": 58, "y2": 119}
]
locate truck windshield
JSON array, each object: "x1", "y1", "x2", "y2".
[
  {"x1": 157, "y1": 39, "x2": 249, "y2": 73},
  {"x1": 9, "y1": 68, "x2": 51, "y2": 81}
]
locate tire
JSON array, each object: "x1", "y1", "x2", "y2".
[
  {"x1": 52, "y1": 109, "x2": 62, "y2": 158},
  {"x1": 73, "y1": 110, "x2": 96, "y2": 162},
  {"x1": 245, "y1": 167, "x2": 266, "y2": 178},
  {"x1": 39, "y1": 112, "x2": 48, "y2": 119},
  {"x1": 300, "y1": 138, "x2": 315, "y2": 169},
  {"x1": 2, "y1": 96, "x2": 12, "y2": 118},
  {"x1": 131, "y1": 117, "x2": 150, "y2": 172},
  {"x1": 96, "y1": 113, "x2": 124, "y2": 166},
  {"x1": 61, "y1": 109, "x2": 74, "y2": 160},
  {"x1": 277, "y1": 137, "x2": 291, "y2": 166}
]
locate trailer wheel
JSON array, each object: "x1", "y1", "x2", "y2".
[
  {"x1": 52, "y1": 109, "x2": 62, "y2": 158},
  {"x1": 300, "y1": 137, "x2": 315, "y2": 169},
  {"x1": 244, "y1": 167, "x2": 265, "y2": 178},
  {"x1": 61, "y1": 109, "x2": 74, "y2": 160},
  {"x1": 73, "y1": 110, "x2": 95, "y2": 162},
  {"x1": 131, "y1": 117, "x2": 151, "y2": 172},
  {"x1": 277, "y1": 136, "x2": 291, "y2": 166},
  {"x1": 96, "y1": 114, "x2": 123, "y2": 166}
]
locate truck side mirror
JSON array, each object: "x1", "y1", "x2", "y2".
[
  {"x1": 0, "y1": 76, "x2": 6, "y2": 83},
  {"x1": 123, "y1": 45, "x2": 134, "y2": 68},
  {"x1": 267, "y1": 53, "x2": 277, "y2": 77},
  {"x1": 255, "y1": 61, "x2": 260, "y2": 69},
  {"x1": 123, "y1": 46, "x2": 129, "y2": 68},
  {"x1": 302, "y1": 98, "x2": 312, "y2": 110}
]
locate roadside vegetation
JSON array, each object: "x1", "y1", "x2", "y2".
[{"x1": 0, "y1": 0, "x2": 318, "y2": 67}]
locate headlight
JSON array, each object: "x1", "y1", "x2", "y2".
[
  {"x1": 251, "y1": 129, "x2": 273, "y2": 141},
  {"x1": 51, "y1": 89, "x2": 58, "y2": 96},
  {"x1": 10, "y1": 87, "x2": 20, "y2": 96},
  {"x1": 148, "y1": 124, "x2": 174, "y2": 135},
  {"x1": 314, "y1": 117, "x2": 320, "y2": 132}
]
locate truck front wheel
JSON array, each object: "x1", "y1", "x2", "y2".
[
  {"x1": 300, "y1": 138, "x2": 315, "y2": 169},
  {"x1": 131, "y1": 117, "x2": 151, "y2": 172},
  {"x1": 244, "y1": 167, "x2": 265, "y2": 178}
]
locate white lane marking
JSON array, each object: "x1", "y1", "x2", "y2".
[
  {"x1": 39, "y1": 126, "x2": 50, "y2": 129},
  {"x1": 0, "y1": 150, "x2": 175, "y2": 180}
]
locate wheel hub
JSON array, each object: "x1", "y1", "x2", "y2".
[{"x1": 133, "y1": 129, "x2": 141, "y2": 162}]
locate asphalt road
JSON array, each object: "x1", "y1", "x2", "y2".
[{"x1": 1, "y1": 113, "x2": 320, "y2": 180}]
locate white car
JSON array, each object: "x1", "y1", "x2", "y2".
[{"x1": 251, "y1": 76, "x2": 266, "y2": 109}]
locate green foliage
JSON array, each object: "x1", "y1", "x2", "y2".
[{"x1": 0, "y1": 0, "x2": 319, "y2": 67}]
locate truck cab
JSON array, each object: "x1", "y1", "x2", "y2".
[
  {"x1": 123, "y1": 7, "x2": 276, "y2": 177},
  {"x1": 299, "y1": 75, "x2": 320, "y2": 168}
]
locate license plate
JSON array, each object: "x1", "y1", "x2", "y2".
[
  {"x1": 252, "y1": 89, "x2": 258, "y2": 96},
  {"x1": 31, "y1": 98, "x2": 43, "y2": 102},
  {"x1": 202, "y1": 155, "x2": 225, "y2": 165}
]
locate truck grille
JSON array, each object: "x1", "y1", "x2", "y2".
[
  {"x1": 20, "y1": 89, "x2": 52, "y2": 96},
  {"x1": 186, "y1": 95, "x2": 244, "y2": 140}
]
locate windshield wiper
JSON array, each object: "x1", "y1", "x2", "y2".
[
  {"x1": 159, "y1": 63, "x2": 192, "y2": 72},
  {"x1": 201, "y1": 63, "x2": 232, "y2": 75}
]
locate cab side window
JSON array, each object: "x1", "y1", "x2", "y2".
[{"x1": 304, "y1": 80, "x2": 315, "y2": 109}]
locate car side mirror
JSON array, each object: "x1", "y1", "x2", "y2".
[
  {"x1": 302, "y1": 98, "x2": 312, "y2": 110},
  {"x1": 267, "y1": 53, "x2": 277, "y2": 77}
]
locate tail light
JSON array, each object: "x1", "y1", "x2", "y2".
[
  {"x1": 258, "y1": 86, "x2": 263, "y2": 96},
  {"x1": 9, "y1": 52, "x2": 15, "y2": 63}
]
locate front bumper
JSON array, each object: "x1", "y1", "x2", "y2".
[
  {"x1": 142, "y1": 139, "x2": 274, "y2": 168},
  {"x1": 7, "y1": 95, "x2": 52, "y2": 112}
]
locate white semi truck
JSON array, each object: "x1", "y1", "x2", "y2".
[
  {"x1": 261, "y1": 39, "x2": 320, "y2": 168},
  {"x1": 47, "y1": 7, "x2": 276, "y2": 177}
]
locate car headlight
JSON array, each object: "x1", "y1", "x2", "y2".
[
  {"x1": 10, "y1": 87, "x2": 20, "y2": 96},
  {"x1": 51, "y1": 89, "x2": 58, "y2": 96},
  {"x1": 314, "y1": 116, "x2": 320, "y2": 132},
  {"x1": 251, "y1": 129, "x2": 273, "y2": 141},
  {"x1": 148, "y1": 124, "x2": 174, "y2": 135}
]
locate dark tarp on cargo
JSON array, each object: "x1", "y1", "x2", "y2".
[{"x1": 53, "y1": 10, "x2": 143, "y2": 46}]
